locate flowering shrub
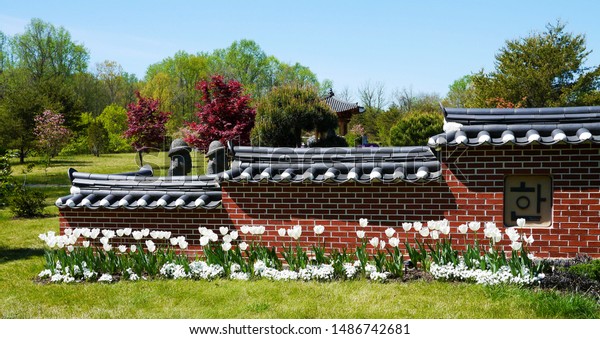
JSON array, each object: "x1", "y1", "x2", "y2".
[{"x1": 38, "y1": 217, "x2": 547, "y2": 286}]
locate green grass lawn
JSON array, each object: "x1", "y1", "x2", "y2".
[{"x1": 0, "y1": 153, "x2": 598, "y2": 318}]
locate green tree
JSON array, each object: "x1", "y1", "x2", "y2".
[
  {"x1": 444, "y1": 75, "x2": 475, "y2": 108},
  {"x1": 470, "y1": 22, "x2": 600, "y2": 107},
  {"x1": 251, "y1": 85, "x2": 338, "y2": 147},
  {"x1": 98, "y1": 104, "x2": 130, "y2": 152},
  {"x1": 1, "y1": 19, "x2": 89, "y2": 162},
  {"x1": 210, "y1": 40, "x2": 273, "y2": 98},
  {"x1": 0, "y1": 68, "x2": 56, "y2": 162},
  {"x1": 143, "y1": 51, "x2": 209, "y2": 133},
  {"x1": 389, "y1": 111, "x2": 443, "y2": 147},
  {"x1": 87, "y1": 120, "x2": 109, "y2": 157}
]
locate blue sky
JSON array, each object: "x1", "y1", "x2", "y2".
[{"x1": 2, "y1": 0, "x2": 600, "y2": 100}]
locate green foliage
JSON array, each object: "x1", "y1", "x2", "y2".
[
  {"x1": 8, "y1": 186, "x2": 47, "y2": 218},
  {"x1": 389, "y1": 110, "x2": 443, "y2": 146},
  {"x1": 59, "y1": 135, "x2": 90, "y2": 156},
  {"x1": 444, "y1": 75, "x2": 475, "y2": 108},
  {"x1": 98, "y1": 104, "x2": 131, "y2": 152},
  {"x1": 87, "y1": 120, "x2": 109, "y2": 157},
  {"x1": 344, "y1": 131, "x2": 361, "y2": 147},
  {"x1": 251, "y1": 85, "x2": 338, "y2": 147},
  {"x1": 470, "y1": 21, "x2": 600, "y2": 107},
  {"x1": 0, "y1": 153, "x2": 14, "y2": 206},
  {"x1": 568, "y1": 260, "x2": 600, "y2": 282}
]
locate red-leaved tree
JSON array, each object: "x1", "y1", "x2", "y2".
[
  {"x1": 183, "y1": 75, "x2": 255, "y2": 151},
  {"x1": 125, "y1": 91, "x2": 171, "y2": 165}
]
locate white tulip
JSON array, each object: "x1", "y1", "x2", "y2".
[
  {"x1": 209, "y1": 233, "x2": 218, "y2": 242},
  {"x1": 222, "y1": 242, "x2": 232, "y2": 251},
  {"x1": 314, "y1": 225, "x2": 325, "y2": 235},
  {"x1": 379, "y1": 240, "x2": 386, "y2": 250},
  {"x1": 102, "y1": 243, "x2": 112, "y2": 252},
  {"x1": 413, "y1": 222, "x2": 423, "y2": 231},
  {"x1": 82, "y1": 241, "x2": 90, "y2": 248},
  {"x1": 118, "y1": 245, "x2": 127, "y2": 253},
  {"x1": 141, "y1": 229, "x2": 150, "y2": 237},
  {"x1": 116, "y1": 229, "x2": 125, "y2": 237},
  {"x1": 130, "y1": 244, "x2": 137, "y2": 252},
  {"x1": 468, "y1": 222, "x2": 481, "y2": 232},
  {"x1": 516, "y1": 218, "x2": 526, "y2": 227},
  {"x1": 200, "y1": 236, "x2": 209, "y2": 246},
  {"x1": 219, "y1": 226, "x2": 229, "y2": 235},
  {"x1": 240, "y1": 225, "x2": 249, "y2": 234},
  {"x1": 402, "y1": 222, "x2": 412, "y2": 232},
  {"x1": 278, "y1": 228, "x2": 286, "y2": 237},
  {"x1": 64, "y1": 228, "x2": 73, "y2": 236},
  {"x1": 359, "y1": 218, "x2": 369, "y2": 228},
  {"x1": 223, "y1": 234, "x2": 232, "y2": 243},
  {"x1": 178, "y1": 240, "x2": 188, "y2": 250},
  {"x1": 145, "y1": 240, "x2": 156, "y2": 253},
  {"x1": 440, "y1": 223, "x2": 451, "y2": 235},
  {"x1": 198, "y1": 227, "x2": 208, "y2": 235},
  {"x1": 389, "y1": 237, "x2": 400, "y2": 248},
  {"x1": 132, "y1": 231, "x2": 143, "y2": 240},
  {"x1": 384, "y1": 228, "x2": 395, "y2": 238},
  {"x1": 458, "y1": 224, "x2": 468, "y2": 234},
  {"x1": 258, "y1": 226, "x2": 266, "y2": 235},
  {"x1": 150, "y1": 231, "x2": 159, "y2": 239},
  {"x1": 170, "y1": 237, "x2": 178, "y2": 246},
  {"x1": 369, "y1": 237, "x2": 379, "y2": 248},
  {"x1": 430, "y1": 230, "x2": 439, "y2": 240},
  {"x1": 239, "y1": 242, "x2": 249, "y2": 251},
  {"x1": 506, "y1": 228, "x2": 520, "y2": 242},
  {"x1": 123, "y1": 228, "x2": 132, "y2": 236},
  {"x1": 66, "y1": 245, "x2": 74, "y2": 252},
  {"x1": 356, "y1": 230, "x2": 365, "y2": 239},
  {"x1": 230, "y1": 231, "x2": 239, "y2": 240},
  {"x1": 90, "y1": 228, "x2": 100, "y2": 239},
  {"x1": 524, "y1": 234, "x2": 535, "y2": 245},
  {"x1": 100, "y1": 237, "x2": 109, "y2": 245},
  {"x1": 510, "y1": 242, "x2": 522, "y2": 251},
  {"x1": 419, "y1": 227, "x2": 430, "y2": 238}
]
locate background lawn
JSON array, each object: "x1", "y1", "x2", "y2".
[{"x1": 0, "y1": 153, "x2": 598, "y2": 319}]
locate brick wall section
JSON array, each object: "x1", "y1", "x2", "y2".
[
  {"x1": 59, "y1": 142, "x2": 600, "y2": 259},
  {"x1": 442, "y1": 143, "x2": 600, "y2": 258}
]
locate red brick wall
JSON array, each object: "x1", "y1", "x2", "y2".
[
  {"x1": 442, "y1": 143, "x2": 600, "y2": 258},
  {"x1": 59, "y1": 143, "x2": 600, "y2": 259}
]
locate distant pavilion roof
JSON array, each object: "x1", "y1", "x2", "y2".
[
  {"x1": 324, "y1": 89, "x2": 365, "y2": 114},
  {"x1": 428, "y1": 106, "x2": 600, "y2": 148}
]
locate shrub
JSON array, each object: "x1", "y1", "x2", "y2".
[
  {"x1": 8, "y1": 186, "x2": 47, "y2": 218},
  {"x1": 0, "y1": 153, "x2": 14, "y2": 206},
  {"x1": 389, "y1": 110, "x2": 443, "y2": 146},
  {"x1": 568, "y1": 260, "x2": 600, "y2": 282}
]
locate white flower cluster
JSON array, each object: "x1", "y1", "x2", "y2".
[
  {"x1": 253, "y1": 260, "x2": 298, "y2": 281},
  {"x1": 39, "y1": 261, "x2": 98, "y2": 283},
  {"x1": 343, "y1": 263, "x2": 358, "y2": 279},
  {"x1": 229, "y1": 264, "x2": 250, "y2": 280},
  {"x1": 299, "y1": 264, "x2": 334, "y2": 281},
  {"x1": 98, "y1": 274, "x2": 113, "y2": 283},
  {"x1": 430, "y1": 261, "x2": 545, "y2": 286},
  {"x1": 188, "y1": 261, "x2": 224, "y2": 280},
  {"x1": 160, "y1": 262, "x2": 188, "y2": 279}
]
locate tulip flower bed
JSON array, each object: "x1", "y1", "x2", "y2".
[{"x1": 37, "y1": 217, "x2": 549, "y2": 286}]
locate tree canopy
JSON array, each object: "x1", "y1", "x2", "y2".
[
  {"x1": 469, "y1": 22, "x2": 600, "y2": 108},
  {"x1": 183, "y1": 75, "x2": 255, "y2": 150},
  {"x1": 251, "y1": 85, "x2": 338, "y2": 147}
]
